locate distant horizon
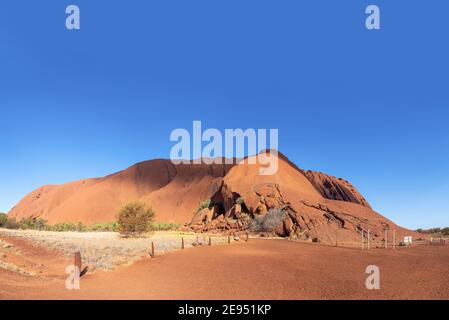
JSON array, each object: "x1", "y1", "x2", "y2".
[{"x1": 1, "y1": 0, "x2": 448, "y2": 230}]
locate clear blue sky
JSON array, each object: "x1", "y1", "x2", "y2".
[{"x1": 0, "y1": 1, "x2": 448, "y2": 229}]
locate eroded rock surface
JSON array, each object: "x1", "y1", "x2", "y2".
[{"x1": 302, "y1": 170, "x2": 371, "y2": 208}]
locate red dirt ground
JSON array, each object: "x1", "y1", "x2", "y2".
[{"x1": 1, "y1": 236, "x2": 448, "y2": 300}]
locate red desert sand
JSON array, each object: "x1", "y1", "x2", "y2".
[{"x1": 0, "y1": 235, "x2": 448, "y2": 300}]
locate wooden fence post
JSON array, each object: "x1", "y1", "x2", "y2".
[
  {"x1": 149, "y1": 241, "x2": 155, "y2": 258},
  {"x1": 361, "y1": 231, "x2": 364, "y2": 251},
  {"x1": 367, "y1": 230, "x2": 370, "y2": 250},
  {"x1": 74, "y1": 251, "x2": 88, "y2": 277},
  {"x1": 393, "y1": 230, "x2": 396, "y2": 249},
  {"x1": 182, "y1": 237, "x2": 184, "y2": 249},
  {"x1": 74, "y1": 251, "x2": 82, "y2": 271}
]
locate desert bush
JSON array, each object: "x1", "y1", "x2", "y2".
[
  {"x1": 34, "y1": 218, "x2": 48, "y2": 230},
  {"x1": 151, "y1": 222, "x2": 180, "y2": 231},
  {"x1": 117, "y1": 201, "x2": 155, "y2": 236},
  {"x1": 75, "y1": 222, "x2": 86, "y2": 232},
  {"x1": 86, "y1": 222, "x2": 118, "y2": 232},
  {"x1": 18, "y1": 218, "x2": 49, "y2": 231},
  {"x1": 0, "y1": 213, "x2": 8, "y2": 227},
  {"x1": 236, "y1": 197, "x2": 245, "y2": 205},
  {"x1": 0, "y1": 215, "x2": 52, "y2": 231},
  {"x1": 4, "y1": 218, "x2": 20, "y2": 229},
  {"x1": 50, "y1": 222, "x2": 78, "y2": 232},
  {"x1": 249, "y1": 208, "x2": 287, "y2": 232},
  {"x1": 47, "y1": 221, "x2": 118, "y2": 232},
  {"x1": 18, "y1": 218, "x2": 33, "y2": 229},
  {"x1": 416, "y1": 227, "x2": 449, "y2": 235},
  {"x1": 197, "y1": 199, "x2": 212, "y2": 212}
]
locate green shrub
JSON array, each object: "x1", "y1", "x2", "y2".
[
  {"x1": 236, "y1": 197, "x2": 245, "y2": 205},
  {"x1": 197, "y1": 199, "x2": 212, "y2": 212},
  {"x1": 18, "y1": 218, "x2": 49, "y2": 230},
  {"x1": 34, "y1": 218, "x2": 48, "y2": 230},
  {"x1": 152, "y1": 222, "x2": 180, "y2": 231},
  {"x1": 4, "y1": 218, "x2": 20, "y2": 229},
  {"x1": 86, "y1": 222, "x2": 118, "y2": 232},
  {"x1": 50, "y1": 222, "x2": 78, "y2": 232},
  {"x1": 75, "y1": 222, "x2": 86, "y2": 232},
  {"x1": 117, "y1": 201, "x2": 155, "y2": 236},
  {"x1": 46, "y1": 221, "x2": 118, "y2": 232},
  {"x1": 0, "y1": 213, "x2": 8, "y2": 227},
  {"x1": 18, "y1": 218, "x2": 33, "y2": 229}
]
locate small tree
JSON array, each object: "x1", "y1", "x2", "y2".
[
  {"x1": 0, "y1": 213, "x2": 8, "y2": 227},
  {"x1": 117, "y1": 201, "x2": 155, "y2": 236}
]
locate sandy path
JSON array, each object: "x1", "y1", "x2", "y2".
[{"x1": 1, "y1": 236, "x2": 448, "y2": 300}]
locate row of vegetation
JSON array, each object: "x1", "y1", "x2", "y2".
[
  {"x1": 416, "y1": 227, "x2": 449, "y2": 236},
  {"x1": 0, "y1": 201, "x2": 180, "y2": 236}
]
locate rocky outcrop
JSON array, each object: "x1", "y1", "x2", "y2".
[
  {"x1": 182, "y1": 153, "x2": 419, "y2": 245},
  {"x1": 184, "y1": 178, "x2": 417, "y2": 246}
]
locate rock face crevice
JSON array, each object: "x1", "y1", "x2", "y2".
[{"x1": 302, "y1": 171, "x2": 371, "y2": 208}]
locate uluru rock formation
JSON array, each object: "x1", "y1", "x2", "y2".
[{"x1": 8, "y1": 151, "x2": 418, "y2": 245}]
